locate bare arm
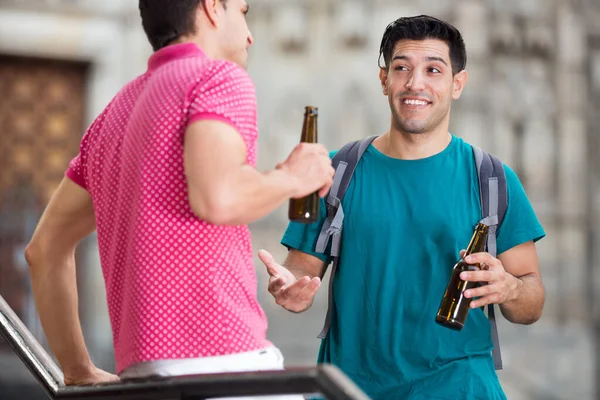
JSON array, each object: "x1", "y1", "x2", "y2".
[
  {"x1": 496, "y1": 241, "x2": 545, "y2": 324},
  {"x1": 184, "y1": 120, "x2": 333, "y2": 226},
  {"x1": 282, "y1": 249, "x2": 328, "y2": 281},
  {"x1": 25, "y1": 178, "x2": 118, "y2": 385},
  {"x1": 462, "y1": 241, "x2": 545, "y2": 325},
  {"x1": 259, "y1": 249, "x2": 328, "y2": 313}
]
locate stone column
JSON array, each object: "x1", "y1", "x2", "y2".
[
  {"x1": 451, "y1": 0, "x2": 490, "y2": 148},
  {"x1": 586, "y1": 15, "x2": 600, "y2": 400},
  {"x1": 555, "y1": 0, "x2": 588, "y2": 322}
]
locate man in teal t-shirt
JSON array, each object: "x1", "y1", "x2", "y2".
[{"x1": 258, "y1": 15, "x2": 546, "y2": 400}]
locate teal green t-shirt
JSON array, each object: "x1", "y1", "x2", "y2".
[{"x1": 281, "y1": 135, "x2": 545, "y2": 400}]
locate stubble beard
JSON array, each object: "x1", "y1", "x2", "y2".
[
  {"x1": 391, "y1": 108, "x2": 428, "y2": 135},
  {"x1": 390, "y1": 99, "x2": 452, "y2": 136}
]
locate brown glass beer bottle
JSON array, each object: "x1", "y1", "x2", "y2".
[
  {"x1": 288, "y1": 106, "x2": 320, "y2": 223},
  {"x1": 436, "y1": 223, "x2": 489, "y2": 330}
]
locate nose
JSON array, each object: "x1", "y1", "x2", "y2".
[{"x1": 406, "y1": 71, "x2": 425, "y2": 92}]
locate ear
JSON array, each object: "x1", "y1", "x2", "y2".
[
  {"x1": 452, "y1": 70, "x2": 468, "y2": 100},
  {"x1": 200, "y1": 0, "x2": 221, "y2": 28},
  {"x1": 379, "y1": 68, "x2": 389, "y2": 96}
]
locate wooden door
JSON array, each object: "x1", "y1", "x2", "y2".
[{"x1": 0, "y1": 55, "x2": 88, "y2": 349}]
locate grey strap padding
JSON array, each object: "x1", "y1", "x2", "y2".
[
  {"x1": 318, "y1": 257, "x2": 339, "y2": 339},
  {"x1": 473, "y1": 145, "x2": 508, "y2": 370},
  {"x1": 488, "y1": 301, "x2": 503, "y2": 370},
  {"x1": 486, "y1": 177, "x2": 499, "y2": 258},
  {"x1": 315, "y1": 161, "x2": 347, "y2": 255}
]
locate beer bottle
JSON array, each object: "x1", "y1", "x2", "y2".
[
  {"x1": 435, "y1": 223, "x2": 489, "y2": 330},
  {"x1": 288, "y1": 106, "x2": 320, "y2": 223}
]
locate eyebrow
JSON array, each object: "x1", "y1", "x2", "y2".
[{"x1": 392, "y1": 55, "x2": 449, "y2": 67}]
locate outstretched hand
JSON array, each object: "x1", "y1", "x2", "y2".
[{"x1": 258, "y1": 249, "x2": 321, "y2": 313}]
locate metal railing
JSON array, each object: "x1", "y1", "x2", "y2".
[{"x1": 0, "y1": 295, "x2": 370, "y2": 400}]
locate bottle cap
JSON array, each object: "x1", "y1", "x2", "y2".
[{"x1": 304, "y1": 106, "x2": 318, "y2": 116}]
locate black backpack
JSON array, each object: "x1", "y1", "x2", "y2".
[{"x1": 315, "y1": 135, "x2": 507, "y2": 370}]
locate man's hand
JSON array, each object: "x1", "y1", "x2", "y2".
[
  {"x1": 459, "y1": 252, "x2": 522, "y2": 309},
  {"x1": 258, "y1": 250, "x2": 321, "y2": 313},
  {"x1": 277, "y1": 143, "x2": 335, "y2": 198},
  {"x1": 64, "y1": 366, "x2": 120, "y2": 386}
]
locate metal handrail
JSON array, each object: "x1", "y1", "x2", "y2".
[
  {"x1": 0, "y1": 295, "x2": 63, "y2": 394},
  {"x1": 0, "y1": 294, "x2": 370, "y2": 400}
]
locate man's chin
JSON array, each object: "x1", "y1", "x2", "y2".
[{"x1": 399, "y1": 122, "x2": 427, "y2": 134}]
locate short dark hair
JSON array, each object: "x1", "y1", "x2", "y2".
[
  {"x1": 139, "y1": 0, "x2": 228, "y2": 52},
  {"x1": 378, "y1": 15, "x2": 467, "y2": 75}
]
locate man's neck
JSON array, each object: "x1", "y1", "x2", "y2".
[
  {"x1": 374, "y1": 128, "x2": 452, "y2": 160},
  {"x1": 174, "y1": 33, "x2": 220, "y2": 60}
]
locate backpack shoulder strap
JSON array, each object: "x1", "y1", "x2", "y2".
[
  {"x1": 472, "y1": 145, "x2": 508, "y2": 370},
  {"x1": 472, "y1": 145, "x2": 508, "y2": 255},
  {"x1": 315, "y1": 135, "x2": 377, "y2": 256},
  {"x1": 315, "y1": 135, "x2": 377, "y2": 339}
]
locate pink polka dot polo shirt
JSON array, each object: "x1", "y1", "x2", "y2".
[{"x1": 66, "y1": 43, "x2": 271, "y2": 374}]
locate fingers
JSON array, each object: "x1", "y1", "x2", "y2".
[
  {"x1": 275, "y1": 276, "x2": 311, "y2": 301},
  {"x1": 297, "y1": 277, "x2": 321, "y2": 302},
  {"x1": 99, "y1": 372, "x2": 120, "y2": 383},
  {"x1": 318, "y1": 180, "x2": 333, "y2": 198},
  {"x1": 296, "y1": 142, "x2": 328, "y2": 156},
  {"x1": 268, "y1": 276, "x2": 288, "y2": 294},
  {"x1": 460, "y1": 269, "x2": 495, "y2": 282},
  {"x1": 459, "y1": 249, "x2": 466, "y2": 259},
  {"x1": 464, "y1": 284, "x2": 494, "y2": 299},
  {"x1": 460, "y1": 252, "x2": 502, "y2": 282},
  {"x1": 258, "y1": 249, "x2": 281, "y2": 277},
  {"x1": 64, "y1": 367, "x2": 120, "y2": 386},
  {"x1": 469, "y1": 293, "x2": 502, "y2": 309},
  {"x1": 463, "y1": 283, "x2": 500, "y2": 308},
  {"x1": 464, "y1": 252, "x2": 500, "y2": 267},
  {"x1": 317, "y1": 162, "x2": 335, "y2": 198},
  {"x1": 317, "y1": 143, "x2": 329, "y2": 156},
  {"x1": 317, "y1": 159, "x2": 335, "y2": 198},
  {"x1": 273, "y1": 276, "x2": 321, "y2": 311},
  {"x1": 309, "y1": 143, "x2": 329, "y2": 156}
]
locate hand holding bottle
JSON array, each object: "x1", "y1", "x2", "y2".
[
  {"x1": 436, "y1": 223, "x2": 489, "y2": 330},
  {"x1": 278, "y1": 142, "x2": 334, "y2": 199},
  {"x1": 459, "y1": 252, "x2": 521, "y2": 309}
]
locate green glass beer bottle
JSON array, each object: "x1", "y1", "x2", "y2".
[
  {"x1": 436, "y1": 223, "x2": 489, "y2": 330},
  {"x1": 288, "y1": 106, "x2": 319, "y2": 223}
]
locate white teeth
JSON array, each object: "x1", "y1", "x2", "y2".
[{"x1": 403, "y1": 99, "x2": 428, "y2": 106}]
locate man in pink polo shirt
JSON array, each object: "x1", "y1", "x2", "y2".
[{"x1": 24, "y1": 0, "x2": 334, "y2": 390}]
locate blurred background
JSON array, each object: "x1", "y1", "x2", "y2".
[{"x1": 0, "y1": 0, "x2": 598, "y2": 399}]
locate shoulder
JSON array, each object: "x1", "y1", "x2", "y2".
[
  {"x1": 199, "y1": 59, "x2": 254, "y2": 90},
  {"x1": 329, "y1": 136, "x2": 376, "y2": 162},
  {"x1": 186, "y1": 60, "x2": 256, "y2": 114},
  {"x1": 461, "y1": 140, "x2": 525, "y2": 194},
  {"x1": 500, "y1": 163, "x2": 529, "y2": 199},
  {"x1": 501, "y1": 163, "x2": 519, "y2": 181}
]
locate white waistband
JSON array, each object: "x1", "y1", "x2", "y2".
[{"x1": 120, "y1": 346, "x2": 285, "y2": 380}]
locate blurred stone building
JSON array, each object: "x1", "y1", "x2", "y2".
[{"x1": 0, "y1": 1, "x2": 598, "y2": 399}]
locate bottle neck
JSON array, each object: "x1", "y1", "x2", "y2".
[
  {"x1": 301, "y1": 115, "x2": 318, "y2": 143},
  {"x1": 464, "y1": 223, "x2": 489, "y2": 256}
]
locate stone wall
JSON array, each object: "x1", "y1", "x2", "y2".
[{"x1": 0, "y1": 0, "x2": 596, "y2": 398}]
